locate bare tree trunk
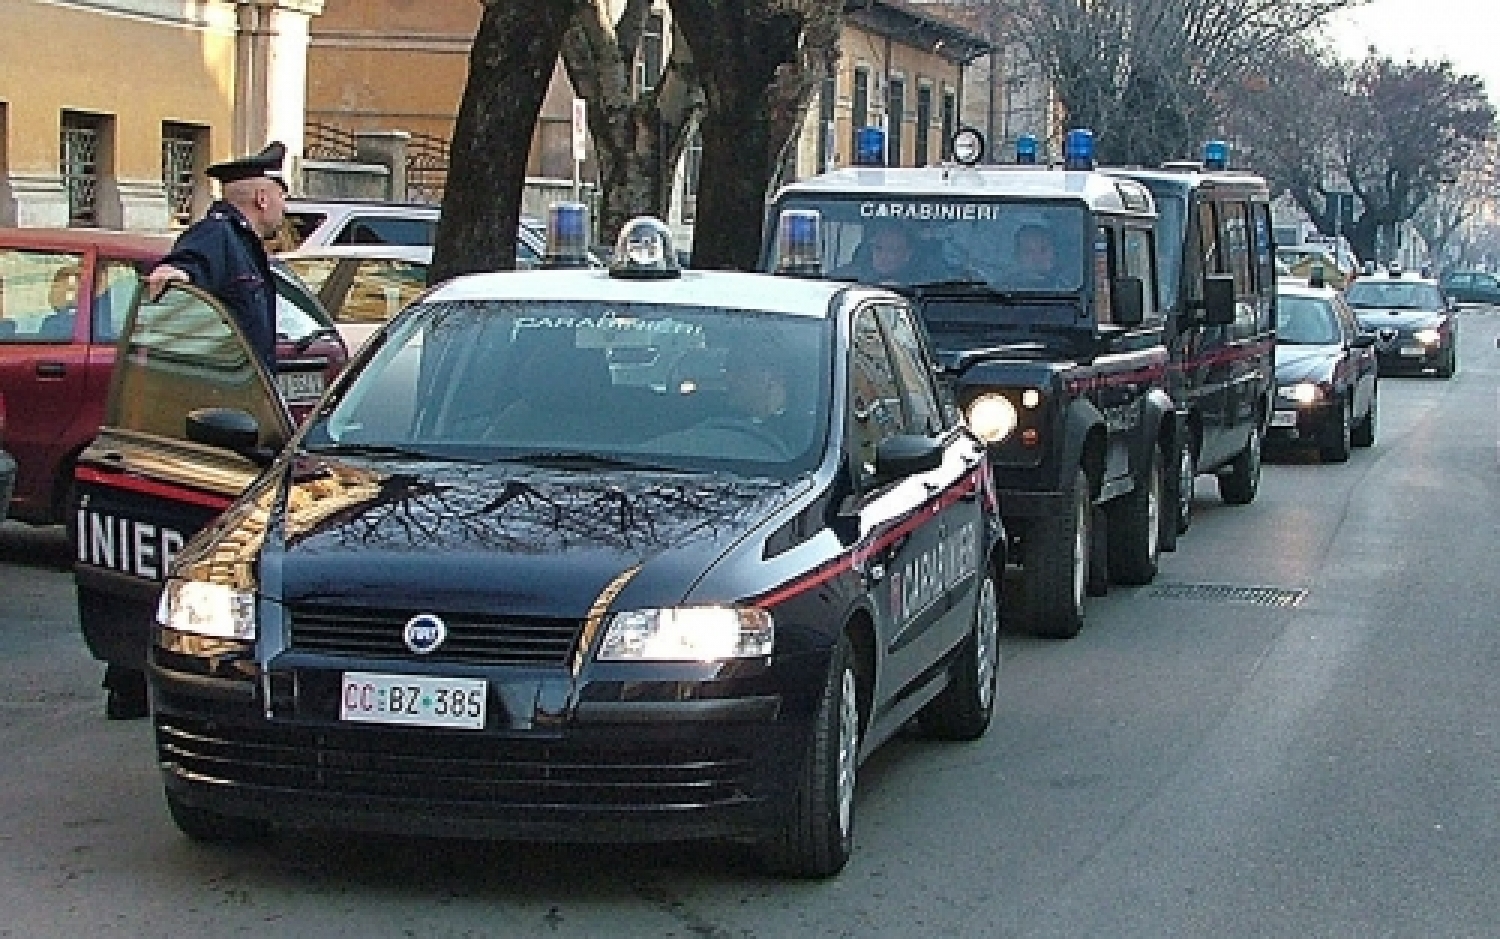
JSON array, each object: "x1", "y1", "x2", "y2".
[{"x1": 431, "y1": 0, "x2": 583, "y2": 285}]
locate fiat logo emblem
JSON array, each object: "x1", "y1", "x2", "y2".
[{"x1": 403, "y1": 613, "x2": 447, "y2": 655}]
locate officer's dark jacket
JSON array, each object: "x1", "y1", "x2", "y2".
[{"x1": 159, "y1": 200, "x2": 277, "y2": 369}]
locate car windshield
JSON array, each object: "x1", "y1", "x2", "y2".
[
  {"x1": 1276, "y1": 295, "x2": 1340, "y2": 345},
  {"x1": 303, "y1": 298, "x2": 833, "y2": 479},
  {"x1": 1344, "y1": 281, "x2": 1444, "y2": 310},
  {"x1": 767, "y1": 197, "x2": 1089, "y2": 294}
]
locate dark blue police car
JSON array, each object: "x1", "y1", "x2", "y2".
[{"x1": 131, "y1": 216, "x2": 1003, "y2": 877}]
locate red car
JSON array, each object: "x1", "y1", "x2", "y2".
[{"x1": 0, "y1": 228, "x2": 347, "y2": 525}]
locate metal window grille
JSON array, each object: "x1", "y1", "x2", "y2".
[
  {"x1": 887, "y1": 78, "x2": 905, "y2": 167},
  {"x1": 851, "y1": 68, "x2": 869, "y2": 158},
  {"x1": 915, "y1": 86, "x2": 932, "y2": 166},
  {"x1": 61, "y1": 114, "x2": 100, "y2": 226},
  {"x1": 406, "y1": 132, "x2": 449, "y2": 205},
  {"x1": 940, "y1": 90, "x2": 956, "y2": 161},
  {"x1": 162, "y1": 124, "x2": 198, "y2": 226}
]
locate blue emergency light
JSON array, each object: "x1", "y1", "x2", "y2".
[
  {"x1": 1203, "y1": 140, "x2": 1229, "y2": 171},
  {"x1": 1064, "y1": 129, "x2": 1095, "y2": 171},
  {"x1": 609, "y1": 216, "x2": 681, "y2": 280},
  {"x1": 775, "y1": 209, "x2": 822, "y2": 277},
  {"x1": 854, "y1": 126, "x2": 886, "y2": 166},
  {"x1": 544, "y1": 202, "x2": 591, "y2": 269},
  {"x1": 1016, "y1": 134, "x2": 1039, "y2": 165}
]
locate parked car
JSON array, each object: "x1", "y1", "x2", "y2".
[
  {"x1": 283, "y1": 198, "x2": 551, "y2": 268},
  {"x1": 0, "y1": 227, "x2": 349, "y2": 526},
  {"x1": 104, "y1": 216, "x2": 1005, "y2": 878},
  {"x1": 1343, "y1": 269, "x2": 1458, "y2": 378},
  {"x1": 278, "y1": 244, "x2": 432, "y2": 349},
  {"x1": 1269, "y1": 282, "x2": 1379, "y2": 462},
  {"x1": 1439, "y1": 270, "x2": 1500, "y2": 306}
]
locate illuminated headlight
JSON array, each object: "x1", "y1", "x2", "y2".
[
  {"x1": 966, "y1": 394, "x2": 1019, "y2": 443},
  {"x1": 157, "y1": 580, "x2": 256, "y2": 640},
  {"x1": 1414, "y1": 328, "x2": 1442, "y2": 345},
  {"x1": 1280, "y1": 382, "x2": 1323, "y2": 405},
  {"x1": 597, "y1": 606, "x2": 774, "y2": 661}
]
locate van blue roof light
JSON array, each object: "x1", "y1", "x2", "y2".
[
  {"x1": 1016, "y1": 134, "x2": 1038, "y2": 165},
  {"x1": 1064, "y1": 129, "x2": 1095, "y2": 171},
  {"x1": 544, "y1": 202, "x2": 591, "y2": 269},
  {"x1": 1203, "y1": 140, "x2": 1229, "y2": 171},
  {"x1": 775, "y1": 209, "x2": 822, "y2": 277},
  {"x1": 854, "y1": 126, "x2": 886, "y2": 166},
  {"x1": 609, "y1": 216, "x2": 681, "y2": 280}
]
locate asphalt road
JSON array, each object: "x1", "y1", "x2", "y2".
[{"x1": 1, "y1": 310, "x2": 1497, "y2": 938}]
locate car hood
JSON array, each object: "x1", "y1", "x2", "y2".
[
  {"x1": 1274, "y1": 345, "x2": 1339, "y2": 384},
  {"x1": 1350, "y1": 307, "x2": 1445, "y2": 329},
  {"x1": 234, "y1": 458, "x2": 800, "y2": 618}
]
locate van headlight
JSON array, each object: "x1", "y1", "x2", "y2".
[
  {"x1": 1279, "y1": 382, "x2": 1323, "y2": 405},
  {"x1": 597, "y1": 606, "x2": 773, "y2": 661},
  {"x1": 157, "y1": 580, "x2": 257, "y2": 640},
  {"x1": 966, "y1": 394, "x2": 1019, "y2": 443},
  {"x1": 1414, "y1": 328, "x2": 1442, "y2": 345}
]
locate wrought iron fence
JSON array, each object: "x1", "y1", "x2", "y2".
[
  {"x1": 406, "y1": 133, "x2": 448, "y2": 205},
  {"x1": 61, "y1": 115, "x2": 100, "y2": 226}
]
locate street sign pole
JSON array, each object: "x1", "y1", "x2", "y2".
[{"x1": 571, "y1": 97, "x2": 587, "y2": 205}]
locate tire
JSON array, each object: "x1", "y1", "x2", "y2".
[
  {"x1": 1173, "y1": 435, "x2": 1197, "y2": 536},
  {"x1": 1436, "y1": 346, "x2": 1456, "y2": 379},
  {"x1": 1351, "y1": 386, "x2": 1377, "y2": 448},
  {"x1": 165, "y1": 791, "x2": 270, "y2": 844},
  {"x1": 103, "y1": 665, "x2": 149, "y2": 721},
  {"x1": 1218, "y1": 425, "x2": 1262, "y2": 505},
  {"x1": 1319, "y1": 397, "x2": 1352, "y2": 463},
  {"x1": 1107, "y1": 444, "x2": 1162, "y2": 585},
  {"x1": 761, "y1": 634, "x2": 860, "y2": 878},
  {"x1": 918, "y1": 569, "x2": 1001, "y2": 741},
  {"x1": 1025, "y1": 468, "x2": 1090, "y2": 639}
]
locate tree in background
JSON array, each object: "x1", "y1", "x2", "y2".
[
  {"x1": 1411, "y1": 146, "x2": 1498, "y2": 273},
  {"x1": 431, "y1": 0, "x2": 583, "y2": 285}
]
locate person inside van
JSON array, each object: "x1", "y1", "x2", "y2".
[{"x1": 1010, "y1": 224, "x2": 1064, "y2": 289}]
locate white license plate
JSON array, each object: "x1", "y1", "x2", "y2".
[
  {"x1": 1271, "y1": 410, "x2": 1297, "y2": 427},
  {"x1": 277, "y1": 370, "x2": 326, "y2": 399},
  {"x1": 1399, "y1": 346, "x2": 1427, "y2": 357},
  {"x1": 340, "y1": 671, "x2": 487, "y2": 729}
]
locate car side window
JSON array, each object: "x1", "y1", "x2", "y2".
[
  {"x1": 329, "y1": 260, "x2": 429, "y2": 325},
  {"x1": 0, "y1": 249, "x2": 85, "y2": 343},
  {"x1": 334, "y1": 217, "x2": 437, "y2": 247},
  {"x1": 848, "y1": 307, "x2": 909, "y2": 485},
  {"x1": 91, "y1": 260, "x2": 142, "y2": 343},
  {"x1": 1121, "y1": 227, "x2": 1158, "y2": 317},
  {"x1": 875, "y1": 303, "x2": 946, "y2": 435},
  {"x1": 108, "y1": 285, "x2": 287, "y2": 452}
]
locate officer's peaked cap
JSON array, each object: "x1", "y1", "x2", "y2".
[{"x1": 206, "y1": 141, "x2": 287, "y2": 187}]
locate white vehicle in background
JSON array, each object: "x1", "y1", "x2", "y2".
[{"x1": 278, "y1": 244, "x2": 432, "y2": 351}]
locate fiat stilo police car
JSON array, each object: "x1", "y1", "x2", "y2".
[{"x1": 145, "y1": 215, "x2": 1003, "y2": 878}]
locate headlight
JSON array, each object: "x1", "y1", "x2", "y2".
[
  {"x1": 157, "y1": 580, "x2": 257, "y2": 640},
  {"x1": 966, "y1": 393, "x2": 1019, "y2": 443},
  {"x1": 597, "y1": 606, "x2": 774, "y2": 661},
  {"x1": 1414, "y1": 328, "x2": 1442, "y2": 345},
  {"x1": 1280, "y1": 382, "x2": 1323, "y2": 404}
]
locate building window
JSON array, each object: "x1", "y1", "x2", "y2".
[
  {"x1": 637, "y1": 11, "x2": 665, "y2": 96},
  {"x1": 851, "y1": 67, "x2": 870, "y2": 159},
  {"x1": 915, "y1": 85, "x2": 933, "y2": 166},
  {"x1": 161, "y1": 123, "x2": 204, "y2": 227},
  {"x1": 818, "y1": 70, "x2": 836, "y2": 171},
  {"x1": 61, "y1": 111, "x2": 103, "y2": 227},
  {"x1": 940, "y1": 88, "x2": 956, "y2": 161},
  {"x1": 681, "y1": 125, "x2": 702, "y2": 222},
  {"x1": 887, "y1": 77, "x2": 905, "y2": 167}
]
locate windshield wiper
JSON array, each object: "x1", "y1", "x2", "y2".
[
  {"x1": 302, "y1": 442, "x2": 439, "y2": 460},
  {"x1": 286, "y1": 326, "x2": 343, "y2": 353},
  {"x1": 495, "y1": 451, "x2": 691, "y2": 472}
]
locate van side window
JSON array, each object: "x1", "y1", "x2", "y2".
[
  {"x1": 1219, "y1": 201, "x2": 1252, "y2": 298},
  {"x1": 1121, "y1": 227, "x2": 1157, "y2": 317},
  {"x1": 1093, "y1": 227, "x2": 1115, "y2": 322}
]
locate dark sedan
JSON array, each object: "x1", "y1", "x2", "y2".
[
  {"x1": 1344, "y1": 271, "x2": 1457, "y2": 378},
  {"x1": 1269, "y1": 283, "x2": 1378, "y2": 462},
  {"x1": 1440, "y1": 270, "x2": 1500, "y2": 306}
]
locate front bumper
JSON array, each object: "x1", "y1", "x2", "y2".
[
  {"x1": 1374, "y1": 340, "x2": 1449, "y2": 373},
  {"x1": 1267, "y1": 402, "x2": 1338, "y2": 445},
  {"x1": 152, "y1": 645, "x2": 827, "y2": 843}
]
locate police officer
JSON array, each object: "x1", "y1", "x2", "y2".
[{"x1": 146, "y1": 140, "x2": 289, "y2": 371}]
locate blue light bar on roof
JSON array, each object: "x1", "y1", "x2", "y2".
[
  {"x1": 1016, "y1": 134, "x2": 1038, "y2": 165},
  {"x1": 544, "y1": 202, "x2": 591, "y2": 269},
  {"x1": 1064, "y1": 129, "x2": 1095, "y2": 171},
  {"x1": 854, "y1": 126, "x2": 886, "y2": 166},
  {"x1": 1203, "y1": 140, "x2": 1229, "y2": 171}
]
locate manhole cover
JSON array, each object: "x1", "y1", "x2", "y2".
[{"x1": 1148, "y1": 583, "x2": 1307, "y2": 608}]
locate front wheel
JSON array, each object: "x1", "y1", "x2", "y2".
[
  {"x1": 1218, "y1": 425, "x2": 1262, "y2": 505},
  {"x1": 1351, "y1": 386, "x2": 1377, "y2": 448},
  {"x1": 1024, "y1": 468, "x2": 1090, "y2": 639},
  {"x1": 1173, "y1": 436, "x2": 1197, "y2": 536},
  {"x1": 1107, "y1": 444, "x2": 1163, "y2": 585},
  {"x1": 1319, "y1": 397, "x2": 1352, "y2": 463},
  {"x1": 918, "y1": 569, "x2": 1001, "y2": 741},
  {"x1": 761, "y1": 635, "x2": 860, "y2": 878}
]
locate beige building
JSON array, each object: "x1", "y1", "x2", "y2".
[{"x1": 0, "y1": 0, "x2": 323, "y2": 231}]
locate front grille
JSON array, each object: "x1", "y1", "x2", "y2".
[
  {"x1": 157, "y1": 714, "x2": 756, "y2": 810},
  {"x1": 288, "y1": 606, "x2": 581, "y2": 667}
]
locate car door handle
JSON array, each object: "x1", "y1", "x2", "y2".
[
  {"x1": 93, "y1": 451, "x2": 126, "y2": 473},
  {"x1": 35, "y1": 361, "x2": 66, "y2": 378}
]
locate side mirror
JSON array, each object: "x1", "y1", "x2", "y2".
[
  {"x1": 1203, "y1": 274, "x2": 1236, "y2": 326},
  {"x1": 186, "y1": 407, "x2": 272, "y2": 465},
  {"x1": 1111, "y1": 276, "x2": 1145, "y2": 327},
  {"x1": 871, "y1": 434, "x2": 944, "y2": 487},
  {"x1": 1352, "y1": 332, "x2": 1376, "y2": 349}
]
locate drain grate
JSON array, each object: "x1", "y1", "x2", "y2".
[{"x1": 1148, "y1": 583, "x2": 1307, "y2": 608}]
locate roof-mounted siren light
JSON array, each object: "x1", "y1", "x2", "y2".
[
  {"x1": 1015, "y1": 133, "x2": 1039, "y2": 165},
  {"x1": 854, "y1": 126, "x2": 886, "y2": 166},
  {"x1": 1064, "y1": 128, "x2": 1096, "y2": 171},
  {"x1": 609, "y1": 216, "x2": 682, "y2": 280},
  {"x1": 775, "y1": 209, "x2": 822, "y2": 278},
  {"x1": 544, "y1": 202, "x2": 592, "y2": 269},
  {"x1": 1203, "y1": 140, "x2": 1230, "y2": 171},
  {"x1": 951, "y1": 126, "x2": 985, "y2": 166}
]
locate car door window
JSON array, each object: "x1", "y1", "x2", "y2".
[
  {"x1": 92, "y1": 260, "x2": 142, "y2": 343},
  {"x1": 327, "y1": 260, "x2": 430, "y2": 325},
  {"x1": 0, "y1": 249, "x2": 85, "y2": 343},
  {"x1": 109, "y1": 285, "x2": 287, "y2": 450},
  {"x1": 875, "y1": 304, "x2": 946, "y2": 435},
  {"x1": 1121, "y1": 227, "x2": 1158, "y2": 317},
  {"x1": 848, "y1": 307, "x2": 908, "y2": 485},
  {"x1": 334, "y1": 217, "x2": 437, "y2": 247}
]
